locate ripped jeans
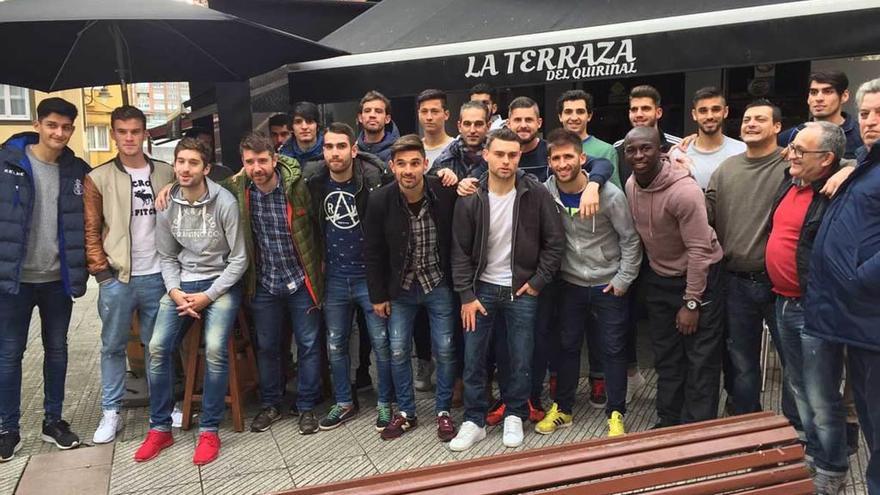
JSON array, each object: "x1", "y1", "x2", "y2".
[
  {"x1": 388, "y1": 282, "x2": 457, "y2": 417},
  {"x1": 251, "y1": 283, "x2": 322, "y2": 412}
]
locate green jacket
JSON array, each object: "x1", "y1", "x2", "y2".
[{"x1": 221, "y1": 155, "x2": 323, "y2": 304}]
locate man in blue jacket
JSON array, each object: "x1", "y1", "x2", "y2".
[
  {"x1": 0, "y1": 98, "x2": 91, "y2": 461},
  {"x1": 804, "y1": 77, "x2": 880, "y2": 495}
]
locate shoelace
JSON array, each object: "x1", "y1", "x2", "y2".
[
  {"x1": 327, "y1": 405, "x2": 344, "y2": 420},
  {"x1": 146, "y1": 430, "x2": 168, "y2": 445},
  {"x1": 390, "y1": 415, "x2": 408, "y2": 429},
  {"x1": 198, "y1": 433, "x2": 219, "y2": 447},
  {"x1": 377, "y1": 407, "x2": 391, "y2": 423}
]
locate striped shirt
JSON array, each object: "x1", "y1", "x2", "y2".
[{"x1": 249, "y1": 175, "x2": 306, "y2": 295}]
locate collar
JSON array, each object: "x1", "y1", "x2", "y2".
[{"x1": 249, "y1": 171, "x2": 283, "y2": 196}]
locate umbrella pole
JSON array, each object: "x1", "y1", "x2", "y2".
[{"x1": 111, "y1": 23, "x2": 130, "y2": 106}]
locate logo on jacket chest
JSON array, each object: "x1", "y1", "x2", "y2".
[
  {"x1": 3, "y1": 167, "x2": 25, "y2": 177},
  {"x1": 73, "y1": 178, "x2": 83, "y2": 196}
]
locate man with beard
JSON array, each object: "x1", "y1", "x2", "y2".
[
  {"x1": 469, "y1": 83, "x2": 504, "y2": 130},
  {"x1": 268, "y1": 113, "x2": 292, "y2": 152},
  {"x1": 557, "y1": 90, "x2": 620, "y2": 188},
  {"x1": 431, "y1": 100, "x2": 490, "y2": 183},
  {"x1": 614, "y1": 85, "x2": 682, "y2": 187},
  {"x1": 669, "y1": 87, "x2": 745, "y2": 189},
  {"x1": 357, "y1": 91, "x2": 401, "y2": 164}
]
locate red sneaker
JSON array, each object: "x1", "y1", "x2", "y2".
[
  {"x1": 192, "y1": 432, "x2": 221, "y2": 465},
  {"x1": 528, "y1": 399, "x2": 546, "y2": 423},
  {"x1": 589, "y1": 378, "x2": 607, "y2": 408},
  {"x1": 486, "y1": 400, "x2": 505, "y2": 426},
  {"x1": 134, "y1": 430, "x2": 174, "y2": 462},
  {"x1": 549, "y1": 374, "x2": 558, "y2": 401},
  {"x1": 436, "y1": 413, "x2": 457, "y2": 442}
]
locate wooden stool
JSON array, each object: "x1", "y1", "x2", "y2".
[{"x1": 180, "y1": 309, "x2": 258, "y2": 432}]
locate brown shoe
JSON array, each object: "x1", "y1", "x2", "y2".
[
  {"x1": 452, "y1": 379, "x2": 464, "y2": 408},
  {"x1": 380, "y1": 413, "x2": 417, "y2": 440},
  {"x1": 437, "y1": 412, "x2": 457, "y2": 442}
]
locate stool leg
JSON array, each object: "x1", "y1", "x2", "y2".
[{"x1": 182, "y1": 322, "x2": 202, "y2": 431}]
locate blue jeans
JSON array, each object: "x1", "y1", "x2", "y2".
[
  {"x1": 0, "y1": 281, "x2": 72, "y2": 432},
  {"x1": 388, "y1": 283, "x2": 456, "y2": 416},
  {"x1": 251, "y1": 284, "x2": 322, "y2": 411},
  {"x1": 557, "y1": 282, "x2": 629, "y2": 416},
  {"x1": 463, "y1": 282, "x2": 538, "y2": 427},
  {"x1": 800, "y1": 331, "x2": 849, "y2": 476},
  {"x1": 848, "y1": 346, "x2": 880, "y2": 494},
  {"x1": 148, "y1": 279, "x2": 242, "y2": 432},
  {"x1": 774, "y1": 297, "x2": 813, "y2": 442},
  {"x1": 98, "y1": 273, "x2": 165, "y2": 411},
  {"x1": 324, "y1": 276, "x2": 391, "y2": 408}
]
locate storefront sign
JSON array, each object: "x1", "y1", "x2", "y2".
[{"x1": 464, "y1": 39, "x2": 637, "y2": 82}]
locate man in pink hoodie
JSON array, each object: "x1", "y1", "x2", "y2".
[{"x1": 623, "y1": 127, "x2": 724, "y2": 428}]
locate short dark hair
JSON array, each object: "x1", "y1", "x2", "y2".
[
  {"x1": 459, "y1": 100, "x2": 489, "y2": 121},
  {"x1": 324, "y1": 122, "x2": 356, "y2": 145},
  {"x1": 508, "y1": 96, "x2": 539, "y2": 116},
  {"x1": 292, "y1": 101, "x2": 320, "y2": 125},
  {"x1": 268, "y1": 113, "x2": 291, "y2": 129},
  {"x1": 184, "y1": 126, "x2": 212, "y2": 139},
  {"x1": 545, "y1": 128, "x2": 583, "y2": 155},
  {"x1": 809, "y1": 70, "x2": 849, "y2": 95},
  {"x1": 390, "y1": 134, "x2": 426, "y2": 159},
  {"x1": 485, "y1": 127, "x2": 519, "y2": 149},
  {"x1": 468, "y1": 83, "x2": 496, "y2": 102},
  {"x1": 110, "y1": 105, "x2": 147, "y2": 130},
  {"x1": 745, "y1": 98, "x2": 782, "y2": 124},
  {"x1": 359, "y1": 90, "x2": 391, "y2": 115},
  {"x1": 630, "y1": 85, "x2": 661, "y2": 106},
  {"x1": 557, "y1": 90, "x2": 594, "y2": 115},
  {"x1": 416, "y1": 89, "x2": 447, "y2": 110},
  {"x1": 37, "y1": 97, "x2": 77, "y2": 121},
  {"x1": 239, "y1": 131, "x2": 275, "y2": 155},
  {"x1": 174, "y1": 137, "x2": 211, "y2": 166},
  {"x1": 692, "y1": 86, "x2": 725, "y2": 107}
]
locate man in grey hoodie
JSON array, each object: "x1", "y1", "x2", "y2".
[
  {"x1": 535, "y1": 129, "x2": 642, "y2": 438},
  {"x1": 134, "y1": 138, "x2": 247, "y2": 466}
]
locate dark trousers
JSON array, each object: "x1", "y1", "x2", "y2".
[
  {"x1": 531, "y1": 280, "x2": 560, "y2": 401},
  {"x1": 644, "y1": 264, "x2": 724, "y2": 426},
  {"x1": 849, "y1": 346, "x2": 880, "y2": 494}
]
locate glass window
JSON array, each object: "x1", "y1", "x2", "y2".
[
  {"x1": 86, "y1": 125, "x2": 110, "y2": 151},
  {"x1": 0, "y1": 85, "x2": 31, "y2": 120}
]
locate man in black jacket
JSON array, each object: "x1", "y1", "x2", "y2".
[
  {"x1": 364, "y1": 135, "x2": 459, "y2": 442},
  {"x1": 448, "y1": 128, "x2": 565, "y2": 452}
]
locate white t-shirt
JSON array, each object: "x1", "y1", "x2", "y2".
[
  {"x1": 674, "y1": 135, "x2": 747, "y2": 189},
  {"x1": 479, "y1": 188, "x2": 516, "y2": 287},
  {"x1": 424, "y1": 136, "x2": 454, "y2": 167},
  {"x1": 125, "y1": 165, "x2": 161, "y2": 275}
]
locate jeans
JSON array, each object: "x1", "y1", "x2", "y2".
[
  {"x1": 388, "y1": 283, "x2": 456, "y2": 416},
  {"x1": 800, "y1": 331, "x2": 848, "y2": 475},
  {"x1": 0, "y1": 281, "x2": 72, "y2": 432},
  {"x1": 98, "y1": 273, "x2": 165, "y2": 411},
  {"x1": 148, "y1": 279, "x2": 241, "y2": 432},
  {"x1": 644, "y1": 265, "x2": 724, "y2": 426},
  {"x1": 773, "y1": 297, "x2": 813, "y2": 442},
  {"x1": 251, "y1": 283, "x2": 322, "y2": 411},
  {"x1": 725, "y1": 275, "x2": 776, "y2": 411},
  {"x1": 324, "y1": 276, "x2": 391, "y2": 408},
  {"x1": 463, "y1": 282, "x2": 538, "y2": 427},
  {"x1": 557, "y1": 281, "x2": 629, "y2": 417},
  {"x1": 848, "y1": 346, "x2": 880, "y2": 494}
]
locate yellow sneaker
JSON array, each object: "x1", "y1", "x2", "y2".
[
  {"x1": 607, "y1": 410, "x2": 626, "y2": 437},
  {"x1": 534, "y1": 403, "x2": 572, "y2": 435}
]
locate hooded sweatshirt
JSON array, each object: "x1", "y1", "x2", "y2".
[
  {"x1": 357, "y1": 121, "x2": 400, "y2": 164},
  {"x1": 625, "y1": 158, "x2": 723, "y2": 301},
  {"x1": 156, "y1": 177, "x2": 247, "y2": 301}
]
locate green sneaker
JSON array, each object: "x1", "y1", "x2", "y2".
[
  {"x1": 375, "y1": 405, "x2": 392, "y2": 431},
  {"x1": 319, "y1": 404, "x2": 357, "y2": 431}
]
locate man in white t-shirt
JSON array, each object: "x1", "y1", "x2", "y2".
[
  {"x1": 449, "y1": 128, "x2": 564, "y2": 452},
  {"x1": 418, "y1": 89, "x2": 454, "y2": 167},
  {"x1": 84, "y1": 106, "x2": 175, "y2": 444},
  {"x1": 669, "y1": 87, "x2": 746, "y2": 189}
]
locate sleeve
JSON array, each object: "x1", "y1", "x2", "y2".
[
  {"x1": 585, "y1": 157, "x2": 611, "y2": 188},
  {"x1": 363, "y1": 192, "x2": 391, "y2": 304},
  {"x1": 673, "y1": 185, "x2": 721, "y2": 302},
  {"x1": 451, "y1": 197, "x2": 478, "y2": 303},
  {"x1": 83, "y1": 175, "x2": 112, "y2": 281},
  {"x1": 204, "y1": 199, "x2": 248, "y2": 301},
  {"x1": 528, "y1": 188, "x2": 565, "y2": 292},
  {"x1": 607, "y1": 192, "x2": 643, "y2": 290},
  {"x1": 604, "y1": 147, "x2": 622, "y2": 189},
  {"x1": 704, "y1": 169, "x2": 719, "y2": 227},
  {"x1": 156, "y1": 209, "x2": 183, "y2": 294}
]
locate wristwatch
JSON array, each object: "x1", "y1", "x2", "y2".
[{"x1": 684, "y1": 299, "x2": 699, "y2": 311}]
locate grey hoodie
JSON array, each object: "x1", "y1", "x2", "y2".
[
  {"x1": 545, "y1": 171, "x2": 642, "y2": 291},
  {"x1": 156, "y1": 177, "x2": 247, "y2": 301}
]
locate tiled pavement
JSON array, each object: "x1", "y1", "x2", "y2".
[{"x1": 0, "y1": 280, "x2": 870, "y2": 494}]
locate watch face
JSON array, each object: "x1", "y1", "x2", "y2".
[{"x1": 686, "y1": 300, "x2": 698, "y2": 310}]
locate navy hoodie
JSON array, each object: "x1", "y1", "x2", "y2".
[{"x1": 357, "y1": 121, "x2": 400, "y2": 164}]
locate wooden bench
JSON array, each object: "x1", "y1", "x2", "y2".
[{"x1": 274, "y1": 412, "x2": 812, "y2": 495}]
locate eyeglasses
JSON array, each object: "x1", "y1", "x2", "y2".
[{"x1": 787, "y1": 143, "x2": 829, "y2": 159}]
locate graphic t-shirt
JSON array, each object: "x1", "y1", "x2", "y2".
[
  {"x1": 125, "y1": 166, "x2": 161, "y2": 275},
  {"x1": 323, "y1": 178, "x2": 366, "y2": 278},
  {"x1": 558, "y1": 190, "x2": 582, "y2": 217}
]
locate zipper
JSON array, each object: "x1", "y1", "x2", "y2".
[
  {"x1": 509, "y1": 188, "x2": 521, "y2": 301},
  {"x1": 471, "y1": 193, "x2": 487, "y2": 292},
  {"x1": 13, "y1": 184, "x2": 20, "y2": 208}
]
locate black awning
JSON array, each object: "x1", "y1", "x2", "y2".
[
  {"x1": 209, "y1": 0, "x2": 373, "y2": 42},
  {"x1": 290, "y1": 0, "x2": 880, "y2": 103}
]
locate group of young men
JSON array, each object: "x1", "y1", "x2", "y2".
[{"x1": 0, "y1": 71, "x2": 878, "y2": 495}]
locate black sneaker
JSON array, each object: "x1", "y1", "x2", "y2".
[
  {"x1": 298, "y1": 411, "x2": 319, "y2": 435},
  {"x1": 251, "y1": 406, "x2": 282, "y2": 433},
  {"x1": 353, "y1": 368, "x2": 373, "y2": 392},
  {"x1": 0, "y1": 431, "x2": 22, "y2": 462},
  {"x1": 42, "y1": 419, "x2": 80, "y2": 450},
  {"x1": 375, "y1": 405, "x2": 392, "y2": 431},
  {"x1": 319, "y1": 404, "x2": 358, "y2": 431}
]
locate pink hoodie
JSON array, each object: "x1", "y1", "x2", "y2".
[{"x1": 626, "y1": 159, "x2": 723, "y2": 301}]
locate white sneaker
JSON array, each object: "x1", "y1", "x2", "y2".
[
  {"x1": 626, "y1": 369, "x2": 647, "y2": 403},
  {"x1": 92, "y1": 410, "x2": 124, "y2": 444},
  {"x1": 449, "y1": 421, "x2": 486, "y2": 452},
  {"x1": 171, "y1": 405, "x2": 183, "y2": 428},
  {"x1": 502, "y1": 416, "x2": 523, "y2": 448}
]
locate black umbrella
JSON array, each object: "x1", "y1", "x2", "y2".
[{"x1": 0, "y1": 0, "x2": 346, "y2": 101}]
